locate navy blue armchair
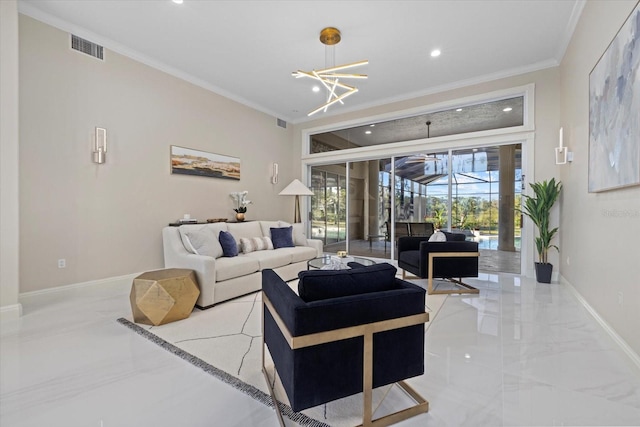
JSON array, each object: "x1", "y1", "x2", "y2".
[
  {"x1": 261, "y1": 263, "x2": 429, "y2": 426},
  {"x1": 398, "y1": 232, "x2": 480, "y2": 295}
]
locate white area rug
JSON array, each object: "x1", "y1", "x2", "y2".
[{"x1": 118, "y1": 277, "x2": 447, "y2": 426}]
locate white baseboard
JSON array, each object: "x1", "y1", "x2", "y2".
[
  {"x1": 0, "y1": 303, "x2": 23, "y2": 321},
  {"x1": 19, "y1": 272, "x2": 141, "y2": 300},
  {"x1": 524, "y1": 268, "x2": 560, "y2": 283},
  {"x1": 560, "y1": 274, "x2": 640, "y2": 372},
  {"x1": 525, "y1": 267, "x2": 535, "y2": 279}
]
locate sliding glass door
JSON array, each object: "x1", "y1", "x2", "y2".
[
  {"x1": 414, "y1": 145, "x2": 521, "y2": 272},
  {"x1": 449, "y1": 145, "x2": 522, "y2": 273},
  {"x1": 310, "y1": 161, "x2": 392, "y2": 258},
  {"x1": 310, "y1": 165, "x2": 346, "y2": 247},
  {"x1": 350, "y1": 159, "x2": 392, "y2": 259},
  {"x1": 308, "y1": 144, "x2": 521, "y2": 273}
]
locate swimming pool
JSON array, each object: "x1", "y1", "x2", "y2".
[{"x1": 474, "y1": 235, "x2": 521, "y2": 250}]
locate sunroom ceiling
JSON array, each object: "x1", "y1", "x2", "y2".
[{"x1": 389, "y1": 145, "x2": 522, "y2": 186}]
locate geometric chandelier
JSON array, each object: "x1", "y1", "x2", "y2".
[{"x1": 292, "y1": 27, "x2": 368, "y2": 116}]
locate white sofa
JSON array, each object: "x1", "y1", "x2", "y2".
[{"x1": 163, "y1": 220, "x2": 323, "y2": 308}]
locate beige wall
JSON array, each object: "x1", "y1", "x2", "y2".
[
  {"x1": 18, "y1": 15, "x2": 294, "y2": 293},
  {"x1": 0, "y1": 0, "x2": 22, "y2": 318},
  {"x1": 559, "y1": 0, "x2": 640, "y2": 356}
]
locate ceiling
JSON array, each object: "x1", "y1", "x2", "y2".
[
  {"x1": 325, "y1": 96, "x2": 524, "y2": 147},
  {"x1": 19, "y1": 0, "x2": 583, "y2": 125}
]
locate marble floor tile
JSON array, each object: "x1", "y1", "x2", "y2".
[
  {"x1": 1, "y1": 272, "x2": 639, "y2": 426},
  {"x1": 0, "y1": 281, "x2": 278, "y2": 427}
]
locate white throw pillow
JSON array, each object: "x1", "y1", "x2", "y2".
[
  {"x1": 428, "y1": 231, "x2": 447, "y2": 242},
  {"x1": 240, "y1": 236, "x2": 274, "y2": 254},
  {"x1": 259, "y1": 221, "x2": 281, "y2": 238},
  {"x1": 280, "y1": 221, "x2": 307, "y2": 246},
  {"x1": 179, "y1": 226, "x2": 223, "y2": 258},
  {"x1": 179, "y1": 228, "x2": 198, "y2": 254}
]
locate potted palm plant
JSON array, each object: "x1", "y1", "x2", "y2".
[{"x1": 518, "y1": 178, "x2": 562, "y2": 283}]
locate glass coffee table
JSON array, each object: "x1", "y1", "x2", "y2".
[{"x1": 307, "y1": 255, "x2": 376, "y2": 270}]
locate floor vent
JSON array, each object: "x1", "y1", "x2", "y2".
[
  {"x1": 277, "y1": 118, "x2": 287, "y2": 129},
  {"x1": 71, "y1": 34, "x2": 104, "y2": 60}
]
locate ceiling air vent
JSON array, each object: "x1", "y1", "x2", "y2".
[
  {"x1": 277, "y1": 118, "x2": 287, "y2": 129},
  {"x1": 71, "y1": 34, "x2": 104, "y2": 60}
]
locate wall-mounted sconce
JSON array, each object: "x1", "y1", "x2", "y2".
[
  {"x1": 93, "y1": 127, "x2": 107, "y2": 164},
  {"x1": 271, "y1": 162, "x2": 279, "y2": 184},
  {"x1": 555, "y1": 127, "x2": 573, "y2": 165}
]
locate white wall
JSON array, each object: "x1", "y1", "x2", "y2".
[
  {"x1": 560, "y1": 0, "x2": 640, "y2": 356},
  {"x1": 18, "y1": 15, "x2": 296, "y2": 293},
  {"x1": 0, "y1": 0, "x2": 22, "y2": 319}
]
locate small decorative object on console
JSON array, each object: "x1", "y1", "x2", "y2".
[
  {"x1": 230, "y1": 191, "x2": 251, "y2": 221},
  {"x1": 230, "y1": 191, "x2": 251, "y2": 213},
  {"x1": 206, "y1": 218, "x2": 228, "y2": 223},
  {"x1": 178, "y1": 218, "x2": 198, "y2": 224}
]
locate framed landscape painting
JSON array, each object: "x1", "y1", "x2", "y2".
[
  {"x1": 170, "y1": 146, "x2": 240, "y2": 180},
  {"x1": 588, "y1": 3, "x2": 640, "y2": 192}
]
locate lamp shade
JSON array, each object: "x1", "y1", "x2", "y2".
[
  {"x1": 278, "y1": 179, "x2": 313, "y2": 196},
  {"x1": 279, "y1": 179, "x2": 313, "y2": 223}
]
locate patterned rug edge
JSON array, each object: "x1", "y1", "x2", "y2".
[{"x1": 116, "y1": 317, "x2": 329, "y2": 427}]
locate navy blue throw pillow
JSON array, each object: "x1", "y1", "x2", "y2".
[
  {"x1": 271, "y1": 226, "x2": 295, "y2": 249},
  {"x1": 219, "y1": 230, "x2": 238, "y2": 257}
]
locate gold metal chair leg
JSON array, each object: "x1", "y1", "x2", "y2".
[
  {"x1": 262, "y1": 295, "x2": 286, "y2": 427},
  {"x1": 265, "y1": 356, "x2": 429, "y2": 427},
  {"x1": 263, "y1": 293, "x2": 430, "y2": 427},
  {"x1": 427, "y1": 252, "x2": 480, "y2": 295},
  {"x1": 428, "y1": 275, "x2": 480, "y2": 295},
  {"x1": 355, "y1": 379, "x2": 429, "y2": 427},
  {"x1": 262, "y1": 365, "x2": 286, "y2": 427}
]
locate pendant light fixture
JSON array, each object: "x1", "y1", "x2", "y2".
[{"x1": 292, "y1": 27, "x2": 368, "y2": 116}]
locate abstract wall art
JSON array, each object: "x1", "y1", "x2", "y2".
[{"x1": 589, "y1": 2, "x2": 640, "y2": 192}]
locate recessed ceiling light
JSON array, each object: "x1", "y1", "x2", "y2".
[
  {"x1": 503, "y1": 107, "x2": 513, "y2": 112},
  {"x1": 312, "y1": 86, "x2": 321, "y2": 93},
  {"x1": 365, "y1": 130, "x2": 372, "y2": 135},
  {"x1": 456, "y1": 108, "x2": 462, "y2": 112},
  {"x1": 370, "y1": 124, "x2": 375, "y2": 127},
  {"x1": 430, "y1": 49, "x2": 441, "y2": 57},
  {"x1": 172, "y1": 0, "x2": 183, "y2": 4}
]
